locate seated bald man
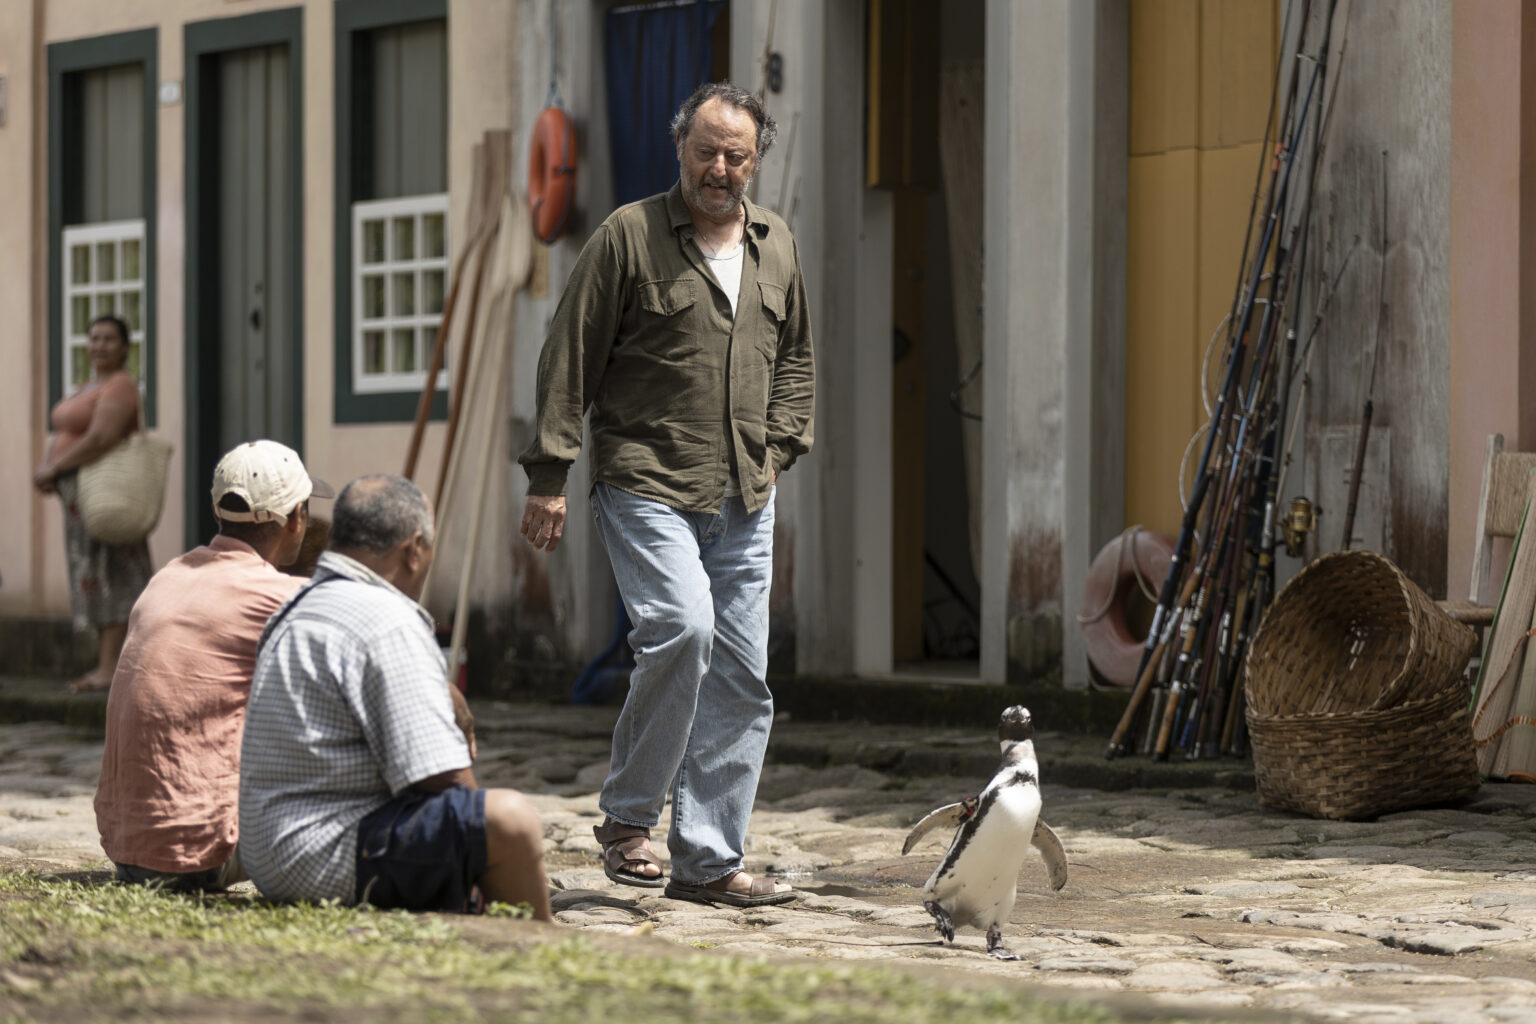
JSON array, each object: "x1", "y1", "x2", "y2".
[{"x1": 238, "y1": 474, "x2": 552, "y2": 918}]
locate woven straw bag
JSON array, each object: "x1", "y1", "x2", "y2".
[{"x1": 77, "y1": 421, "x2": 174, "y2": 545}]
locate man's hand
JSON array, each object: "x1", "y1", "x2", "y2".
[
  {"x1": 448, "y1": 684, "x2": 478, "y2": 762},
  {"x1": 520, "y1": 495, "x2": 567, "y2": 553}
]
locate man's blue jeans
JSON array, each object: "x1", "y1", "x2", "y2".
[{"x1": 590, "y1": 481, "x2": 775, "y2": 885}]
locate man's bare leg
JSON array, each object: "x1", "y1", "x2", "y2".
[{"x1": 479, "y1": 788, "x2": 554, "y2": 922}]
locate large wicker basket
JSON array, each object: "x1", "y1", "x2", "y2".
[{"x1": 1244, "y1": 551, "x2": 1480, "y2": 820}]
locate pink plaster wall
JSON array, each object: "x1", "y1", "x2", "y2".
[{"x1": 1449, "y1": 0, "x2": 1535, "y2": 599}]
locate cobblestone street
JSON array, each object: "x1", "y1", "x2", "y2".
[{"x1": 6, "y1": 688, "x2": 1536, "y2": 1023}]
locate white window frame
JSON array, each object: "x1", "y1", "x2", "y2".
[
  {"x1": 352, "y1": 193, "x2": 450, "y2": 395},
  {"x1": 61, "y1": 219, "x2": 147, "y2": 391}
]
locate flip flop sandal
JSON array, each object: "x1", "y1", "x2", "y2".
[
  {"x1": 593, "y1": 819, "x2": 666, "y2": 888},
  {"x1": 664, "y1": 871, "x2": 796, "y2": 908}
]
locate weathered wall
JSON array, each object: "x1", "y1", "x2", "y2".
[
  {"x1": 1299, "y1": 0, "x2": 1451, "y2": 593},
  {"x1": 485, "y1": 0, "x2": 607, "y2": 687},
  {"x1": 792, "y1": 0, "x2": 895, "y2": 678},
  {"x1": 981, "y1": 0, "x2": 1127, "y2": 684}
]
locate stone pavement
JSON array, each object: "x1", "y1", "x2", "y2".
[{"x1": 6, "y1": 685, "x2": 1536, "y2": 1023}]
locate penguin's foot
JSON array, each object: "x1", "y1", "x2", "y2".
[
  {"x1": 923, "y1": 900, "x2": 954, "y2": 943},
  {"x1": 986, "y1": 925, "x2": 1019, "y2": 961}
]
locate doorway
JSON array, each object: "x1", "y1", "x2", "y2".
[
  {"x1": 184, "y1": 9, "x2": 304, "y2": 546},
  {"x1": 877, "y1": 0, "x2": 983, "y2": 678}
]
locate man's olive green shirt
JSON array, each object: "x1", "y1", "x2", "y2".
[{"x1": 519, "y1": 183, "x2": 814, "y2": 514}]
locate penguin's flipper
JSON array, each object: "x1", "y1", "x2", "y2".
[
  {"x1": 901, "y1": 802, "x2": 967, "y2": 856},
  {"x1": 1031, "y1": 820, "x2": 1068, "y2": 891}
]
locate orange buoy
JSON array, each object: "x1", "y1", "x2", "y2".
[
  {"x1": 1078, "y1": 527, "x2": 1176, "y2": 688},
  {"x1": 528, "y1": 106, "x2": 578, "y2": 244}
]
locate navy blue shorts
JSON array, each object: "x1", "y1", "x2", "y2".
[{"x1": 355, "y1": 785, "x2": 487, "y2": 913}]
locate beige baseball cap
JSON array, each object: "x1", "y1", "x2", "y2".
[{"x1": 210, "y1": 440, "x2": 335, "y2": 524}]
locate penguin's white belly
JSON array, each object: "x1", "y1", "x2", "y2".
[{"x1": 925, "y1": 783, "x2": 1041, "y2": 931}]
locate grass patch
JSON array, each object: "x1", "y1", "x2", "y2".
[{"x1": 0, "y1": 871, "x2": 1205, "y2": 1023}]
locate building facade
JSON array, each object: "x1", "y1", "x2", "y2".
[{"x1": 0, "y1": 0, "x2": 1514, "y2": 694}]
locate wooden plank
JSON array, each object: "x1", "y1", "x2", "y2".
[
  {"x1": 937, "y1": 57, "x2": 984, "y2": 572},
  {"x1": 1129, "y1": 0, "x2": 1200, "y2": 157},
  {"x1": 1199, "y1": 0, "x2": 1277, "y2": 148},
  {"x1": 892, "y1": 187, "x2": 926, "y2": 662},
  {"x1": 1125, "y1": 149, "x2": 1199, "y2": 538},
  {"x1": 866, "y1": 0, "x2": 939, "y2": 189}
]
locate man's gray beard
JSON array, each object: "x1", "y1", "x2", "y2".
[{"x1": 683, "y1": 172, "x2": 754, "y2": 218}]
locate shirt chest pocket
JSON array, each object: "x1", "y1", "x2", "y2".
[
  {"x1": 756, "y1": 281, "x2": 787, "y2": 360},
  {"x1": 635, "y1": 278, "x2": 701, "y2": 359},
  {"x1": 638, "y1": 278, "x2": 698, "y2": 320}
]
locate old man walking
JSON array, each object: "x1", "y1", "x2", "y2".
[{"x1": 519, "y1": 82, "x2": 815, "y2": 906}]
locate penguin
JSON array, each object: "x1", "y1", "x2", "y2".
[{"x1": 901, "y1": 705, "x2": 1068, "y2": 960}]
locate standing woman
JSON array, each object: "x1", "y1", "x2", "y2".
[{"x1": 32, "y1": 315, "x2": 154, "y2": 693}]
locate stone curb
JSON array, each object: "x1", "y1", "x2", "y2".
[{"x1": 0, "y1": 676, "x2": 1255, "y2": 792}]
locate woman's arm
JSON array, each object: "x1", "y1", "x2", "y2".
[
  {"x1": 33, "y1": 379, "x2": 137, "y2": 487},
  {"x1": 32, "y1": 435, "x2": 60, "y2": 494}
]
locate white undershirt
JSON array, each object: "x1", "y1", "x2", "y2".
[
  {"x1": 704, "y1": 241, "x2": 746, "y2": 498},
  {"x1": 704, "y1": 243, "x2": 745, "y2": 316}
]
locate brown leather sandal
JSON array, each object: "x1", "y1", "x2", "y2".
[
  {"x1": 593, "y1": 818, "x2": 665, "y2": 888},
  {"x1": 664, "y1": 870, "x2": 795, "y2": 907}
]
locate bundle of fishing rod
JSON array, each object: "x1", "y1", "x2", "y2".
[{"x1": 1105, "y1": 0, "x2": 1354, "y2": 763}]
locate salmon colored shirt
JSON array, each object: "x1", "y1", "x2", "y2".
[
  {"x1": 49, "y1": 371, "x2": 139, "y2": 463},
  {"x1": 95, "y1": 535, "x2": 303, "y2": 873}
]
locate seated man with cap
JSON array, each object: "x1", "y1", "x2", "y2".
[{"x1": 94, "y1": 440, "x2": 332, "y2": 891}]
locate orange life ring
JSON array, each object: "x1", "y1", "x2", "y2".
[
  {"x1": 1078, "y1": 527, "x2": 1176, "y2": 688},
  {"x1": 528, "y1": 106, "x2": 578, "y2": 244}
]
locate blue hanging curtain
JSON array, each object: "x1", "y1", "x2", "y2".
[{"x1": 604, "y1": 0, "x2": 722, "y2": 207}]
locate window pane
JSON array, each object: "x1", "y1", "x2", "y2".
[
  {"x1": 122, "y1": 290, "x2": 143, "y2": 332},
  {"x1": 423, "y1": 269, "x2": 445, "y2": 315},
  {"x1": 71, "y1": 244, "x2": 91, "y2": 285},
  {"x1": 392, "y1": 272, "x2": 416, "y2": 316},
  {"x1": 72, "y1": 296, "x2": 91, "y2": 335},
  {"x1": 97, "y1": 242, "x2": 117, "y2": 282},
  {"x1": 127, "y1": 343, "x2": 143, "y2": 379},
  {"x1": 95, "y1": 291, "x2": 117, "y2": 317},
  {"x1": 362, "y1": 275, "x2": 387, "y2": 319},
  {"x1": 392, "y1": 328, "x2": 416, "y2": 373},
  {"x1": 70, "y1": 347, "x2": 90, "y2": 387},
  {"x1": 392, "y1": 216, "x2": 415, "y2": 260},
  {"x1": 362, "y1": 330, "x2": 387, "y2": 375},
  {"x1": 362, "y1": 219, "x2": 387, "y2": 264},
  {"x1": 121, "y1": 238, "x2": 142, "y2": 281},
  {"x1": 423, "y1": 212, "x2": 446, "y2": 258}
]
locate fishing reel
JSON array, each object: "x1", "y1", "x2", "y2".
[{"x1": 1280, "y1": 496, "x2": 1316, "y2": 558}]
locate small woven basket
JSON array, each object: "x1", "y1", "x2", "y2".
[
  {"x1": 1244, "y1": 551, "x2": 1480, "y2": 820},
  {"x1": 1246, "y1": 551, "x2": 1476, "y2": 717},
  {"x1": 1245, "y1": 683, "x2": 1481, "y2": 820}
]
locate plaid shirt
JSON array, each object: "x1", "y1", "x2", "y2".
[{"x1": 238, "y1": 552, "x2": 470, "y2": 903}]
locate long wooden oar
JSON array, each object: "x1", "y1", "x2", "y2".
[
  {"x1": 444, "y1": 194, "x2": 533, "y2": 686},
  {"x1": 434, "y1": 135, "x2": 513, "y2": 510},
  {"x1": 403, "y1": 135, "x2": 505, "y2": 480}
]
